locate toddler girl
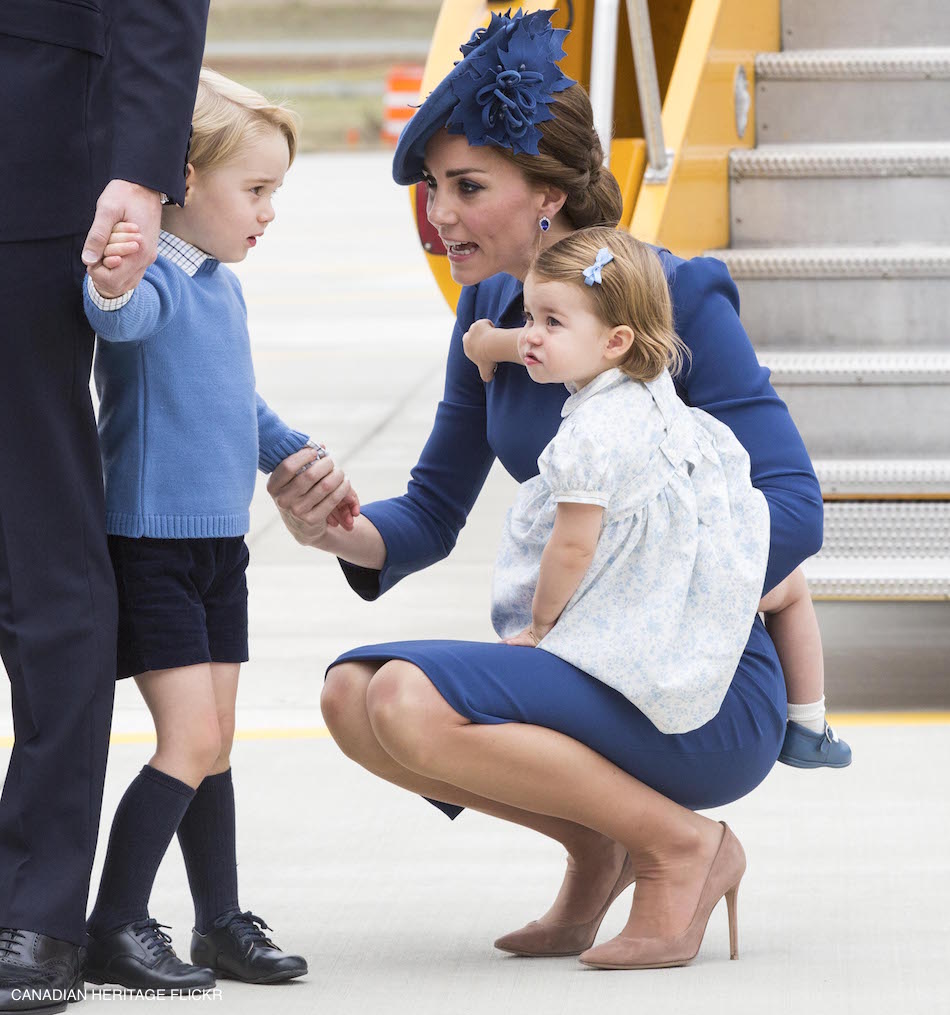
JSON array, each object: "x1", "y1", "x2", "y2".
[
  {"x1": 491, "y1": 227, "x2": 850, "y2": 755},
  {"x1": 81, "y1": 69, "x2": 357, "y2": 991}
]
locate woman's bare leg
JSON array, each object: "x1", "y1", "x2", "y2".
[
  {"x1": 362, "y1": 660, "x2": 726, "y2": 943},
  {"x1": 323, "y1": 662, "x2": 629, "y2": 928}
]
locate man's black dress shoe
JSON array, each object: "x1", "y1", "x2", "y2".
[
  {"x1": 84, "y1": 919, "x2": 214, "y2": 991},
  {"x1": 190, "y1": 911, "x2": 307, "y2": 984},
  {"x1": 0, "y1": 929, "x2": 83, "y2": 1015}
]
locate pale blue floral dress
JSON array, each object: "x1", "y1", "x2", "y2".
[{"x1": 491, "y1": 367, "x2": 771, "y2": 734}]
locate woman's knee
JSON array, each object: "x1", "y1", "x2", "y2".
[
  {"x1": 322, "y1": 663, "x2": 399, "y2": 766},
  {"x1": 321, "y1": 662, "x2": 373, "y2": 734},
  {"x1": 365, "y1": 660, "x2": 453, "y2": 773}
]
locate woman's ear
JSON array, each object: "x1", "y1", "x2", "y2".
[
  {"x1": 538, "y1": 184, "x2": 567, "y2": 223},
  {"x1": 604, "y1": 325, "x2": 634, "y2": 362}
]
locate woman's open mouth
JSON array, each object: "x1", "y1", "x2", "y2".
[{"x1": 445, "y1": 241, "x2": 479, "y2": 262}]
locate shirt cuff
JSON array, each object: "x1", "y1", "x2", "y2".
[{"x1": 86, "y1": 274, "x2": 134, "y2": 311}]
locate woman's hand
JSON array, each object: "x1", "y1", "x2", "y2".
[
  {"x1": 267, "y1": 447, "x2": 355, "y2": 548},
  {"x1": 462, "y1": 318, "x2": 501, "y2": 382}
]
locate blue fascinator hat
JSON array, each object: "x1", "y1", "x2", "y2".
[{"x1": 392, "y1": 8, "x2": 575, "y2": 186}]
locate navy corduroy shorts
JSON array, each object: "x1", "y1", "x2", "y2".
[{"x1": 108, "y1": 535, "x2": 249, "y2": 679}]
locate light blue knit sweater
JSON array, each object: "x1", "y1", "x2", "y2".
[{"x1": 85, "y1": 253, "x2": 309, "y2": 538}]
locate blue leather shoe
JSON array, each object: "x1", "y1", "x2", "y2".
[{"x1": 778, "y1": 721, "x2": 852, "y2": 769}]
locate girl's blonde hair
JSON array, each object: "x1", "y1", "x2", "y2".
[
  {"x1": 189, "y1": 68, "x2": 301, "y2": 172},
  {"x1": 530, "y1": 227, "x2": 689, "y2": 382}
]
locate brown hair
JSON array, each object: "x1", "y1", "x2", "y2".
[
  {"x1": 189, "y1": 68, "x2": 301, "y2": 172},
  {"x1": 530, "y1": 226, "x2": 689, "y2": 382},
  {"x1": 502, "y1": 84, "x2": 623, "y2": 230}
]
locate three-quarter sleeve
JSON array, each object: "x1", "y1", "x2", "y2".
[
  {"x1": 339, "y1": 284, "x2": 497, "y2": 600},
  {"x1": 670, "y1": 256, "x2": 823, "y2": 592}
]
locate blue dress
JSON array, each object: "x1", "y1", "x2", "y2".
[{"x1": 331, "y1": 251, "x2": 824, "y2": 816}]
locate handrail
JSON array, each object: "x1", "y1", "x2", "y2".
[
  {"x1": 589, "y1": 0, "x2": 620, "y2": 168},
  {"x1": 625, "y1": 0, "x2": 672, "y2": 181},
  {"x1": 589, "y1": 0, "x2": 672, "y2": 181}
]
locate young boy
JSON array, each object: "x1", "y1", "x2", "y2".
[{"x1": 82, "y1": 69, "x2": 357, "y2": 991}]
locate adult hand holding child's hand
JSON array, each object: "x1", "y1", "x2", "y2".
[
  {"x1": 86, "y1": 221, "x2": 146, "y2": 298},
  {"x1": 83, "y1": 180, "x2": 163, "y2": 297},
  {"x1": 268, "y1": 446, "x2": 357, "y2": 547}
]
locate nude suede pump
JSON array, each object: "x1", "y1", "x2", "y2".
[
  {"x1": 494, "y1": 853, "x2": 635, "y2": 957},
  {"x1": 578, "y1": 822, "x2": 745, "y2": 970}
]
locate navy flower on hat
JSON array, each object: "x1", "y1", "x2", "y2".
[
  {"x1": 445, "y1": 9, "x2": 574, "y2": 157},
  {"x1": 391, "y1": 7, "x2": 576, "y2": 185}
]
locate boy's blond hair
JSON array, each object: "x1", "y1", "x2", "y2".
[
  {"x1": 189, "y1": 68, "x2": 301, "y2": 172},
  {"x1": 530, "y1": 227, "x2": 689, "y2": 382}
]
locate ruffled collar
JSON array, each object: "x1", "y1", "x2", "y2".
[{"x1": 561, "y1": 368, "x2": 628, "y2": 418}]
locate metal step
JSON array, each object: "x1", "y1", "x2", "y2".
[
  {"x1": 809, "y1": 598, "x2": 949, "y2": 709},
  {"x1": 805, "y1": 556, "x2": 950, "y2": 599},
  {"x1": 821, "y1": 502, "x2": 950, "y2": 558},
  {"x1": 781, "y1": 0, "x2": 950, "y2": 49},
  {"x1": 756, "y1": 49, "x2": 950, "y2": 143},
  {"x1": 730, "y1": 143, "x2": 950, "y2": 245},
  {"x1": 758, "y1": 350, "x2": 950, "y2": 457},
  {"x1": 707, "y1": 246, "x2": 950, "y2": 347},
  {"x1": 814, "y1": 458, "x2": 950, "y2": 498},
  {"x1": 805, "y1": 557, "x2": 950, "y2": 706}
]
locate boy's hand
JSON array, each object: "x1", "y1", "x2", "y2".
[
  {"x1": 87, "y1": 221, "x2": 145, "y2": 298},
  {"x1": 462, "y1": 318, "x2": 500, "y2": 383},
  {"x1": 326, "y1": 487, "x2": 361, "y2": 532},
  {"x1": 294, "y1": 441, "x2": 361, "y2": 530}
]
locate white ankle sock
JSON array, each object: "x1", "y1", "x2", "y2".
[{"x1": 787, "y1": 697, "x2": 826, "y2": 734}]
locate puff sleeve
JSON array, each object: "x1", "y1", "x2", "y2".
[{"x1": 538, "y1": 425, "x2": 614, "y2": 508}]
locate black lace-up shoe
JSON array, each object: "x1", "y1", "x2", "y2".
[
  {"x1": 84, "y1": 919, "x2": 215, "y2": 991},
  {"x1": 190, "y1": 912, "x2": 307, "y2": 984},
  {"x1": 0, "y1": 929, "x2": 83, "y2": 1014}
]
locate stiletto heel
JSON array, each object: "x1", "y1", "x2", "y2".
[
  {"x1": 725, "y1": 883, "x2": 739, "y2": 960},
  {"x1": 579, "y1": 822, "x2": 747, "y2": 970}
]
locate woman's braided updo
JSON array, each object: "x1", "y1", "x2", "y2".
[{"x1": 503, "y1": 83, "x2": 623, "y2": 229}]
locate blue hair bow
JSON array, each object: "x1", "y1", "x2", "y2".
[{"x1": 583, "y1": 247, "x2": 614, "y2": 286}]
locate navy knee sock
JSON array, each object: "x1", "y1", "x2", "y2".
[
  {"x1": 176, "y1": 769, "x2": 240, "y2": 934},
  {"x1": 86, "y1": 765, "x2": 195, "y2": 937}
]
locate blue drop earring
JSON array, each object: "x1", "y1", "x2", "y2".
[{"x1": 539, "y1": 216, "x2": 551, "y2": 232}]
